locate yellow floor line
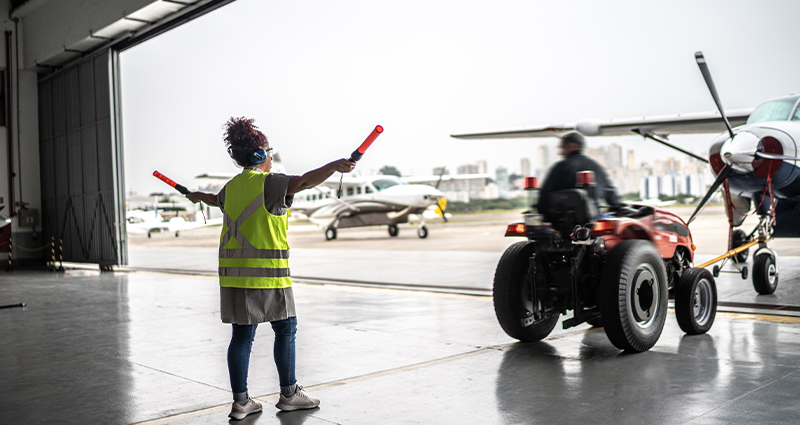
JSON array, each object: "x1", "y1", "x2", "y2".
[{"x1": 716, "y1": 311, "x2": 800, "y2": 325}]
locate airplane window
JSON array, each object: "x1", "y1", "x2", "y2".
[
  {"x1": 372, "y1": 177, "x2": 406, "y2": 191},
  {"x1": 357, "y1": 187, "x2": 362, "y2": 195},
  {"x1": 747, "y1": 96, "x2": 800, "y2": 124},
  {"x1": 365, "y1": 186, "x2": 373, "y2": 194},
  {"x1": 347, "y1": 187, "x2": 354, "y2": 196}
]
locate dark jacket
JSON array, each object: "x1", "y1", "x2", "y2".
[{"x1": 537, "y1": 151, "x2": 620, "y2": 215}]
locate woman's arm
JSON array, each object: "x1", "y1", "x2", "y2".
[
  {"x1": 186, "y1": 192, "x2": 219, "y2": 207},
  {"x1": 287, "y1": 159, "x2": 355, "y2": 195}
]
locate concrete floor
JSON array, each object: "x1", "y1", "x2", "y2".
[
  {"x1": 3, "y1": 207, "x2": 800, "y2": 424},
  {"x1": 3, "y1": 268, "x2": 800, "y2": 424}
]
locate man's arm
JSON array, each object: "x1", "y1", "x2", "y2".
[
  {"x1": 186, "y1": 192, "x2": 218, "y2": 206},
  {"x1": 595, "y1": 166, "x2": 620, "y2": 207},
  {"x1": 287, "y1": 159, "x2": 355, "y2": 195}
]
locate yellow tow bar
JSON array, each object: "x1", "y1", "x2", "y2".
[{"x1": 696, "y1": 238, "x2": 773, "y2": 269}]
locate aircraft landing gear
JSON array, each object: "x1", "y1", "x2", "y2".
[
  {"x1": 700, "y1": 215, "x2": 777, "y2": 295},
  {"x1": 753, "y1": 252, "x2": 778, "y2": 294},
  {"x1": 388, "y1": 224, "x2": 399, "y2": 237},
  {"x1": 417, "y1": 215, "x2": 428, "y2": 239},
  {"x1": 325, "y1": 226, "x2": 337, "y2": 241},
  {"x1": 752, "y1": 215, "x2": 779, "y2": 294}
]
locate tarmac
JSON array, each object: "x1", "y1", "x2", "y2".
[{"x1": 3, "y1": 206, "x2": 800, "y2": 424}]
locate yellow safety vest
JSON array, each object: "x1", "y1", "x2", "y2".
[{"x1": 218, "y1": 169, "x2": 292, "y2": 289}]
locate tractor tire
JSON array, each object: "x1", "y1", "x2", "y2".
[
  {"x1": 493, "y1": 241, "x2": 558, "y2": 342},
  {"x1": 753, "y1": 253, "x2": 778, "y2": 295},
  {"x1": 586, "y1": 315, "x2": 604, "y2": 328},
  {"x1": 599, "y1": 240, "x2": 668, "y2": 352},
  {"x1": 732, "y1": 229, "x2": 749, "y2": 263},
  {"x1": 675, "y1": 268, "x2": 717, "y2": 335}
]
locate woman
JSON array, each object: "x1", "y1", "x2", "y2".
[{"x1": 187, "y1": 117, "x2": 355, "y2": 420}]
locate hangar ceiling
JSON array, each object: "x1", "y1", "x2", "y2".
[{"x1": 11, "y1": 0, "x2": 235, "y2": 71}]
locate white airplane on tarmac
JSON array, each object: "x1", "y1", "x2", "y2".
[
  {"x1": 293, "y1": 173, "x2": 482, "y2": 240},
  {"x1": 126, "y1": 200, "x2": 222, "y2": 238},
  {"x1": 197, "y1": 166, "x2": 490, "y2": 240}
]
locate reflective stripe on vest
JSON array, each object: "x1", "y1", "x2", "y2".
[{"x1": 219, "y1": 170, "x2": 292, "y2": 289}]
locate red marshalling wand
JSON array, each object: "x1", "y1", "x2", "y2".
[
  {"x1": 349, "y1": 125, "x2": 383, "y2": 162},
  {"x1": 153, "y1": 171, "x2": 190, "y2": 195},
  {"x1": 339, "y1": 125, "x2": 384, "y2": 198}
]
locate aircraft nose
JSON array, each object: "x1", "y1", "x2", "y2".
[
  {"x1": 720, "y1": 131, "x2": 759, "y2": 172},
  {"x1": 420, "y1": 188, "x2": 444, "y2": 205}
]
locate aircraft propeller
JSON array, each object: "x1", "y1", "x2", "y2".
[
  {"x1": 687, "y1": 52, "x2": 800, "y2": 225},
  {"x1": 435, "y1": 167, "x2": 449, "y2": 222}
]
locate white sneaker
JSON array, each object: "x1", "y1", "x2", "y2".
[
  {"x1": 275, "y1": 385, "x2": 320, "y2": 411},
  {"x1": 229, "y1": 398, "x2": 263, "y2": 420}
]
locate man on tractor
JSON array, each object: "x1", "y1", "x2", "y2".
[{"x1": 537, "y1": 131, "x2": 620, "y2": 218}]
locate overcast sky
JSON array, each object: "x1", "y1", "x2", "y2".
[{"x1": 120, "y1": 0, "x2": 800, "y2": 196}]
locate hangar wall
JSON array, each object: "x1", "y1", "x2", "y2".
[
  {"x1": 1, "y1": 1, "x2": 45, "y2": 262},
  {"x1": 0, "y1": 0, "x2": 231, "y2": 265}
]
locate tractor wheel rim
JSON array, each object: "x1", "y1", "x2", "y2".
[
  {"x1": 693, "y1": 278, "x2": 713, "y2": 326},
  {"x1": 631, "y1": 263, "x2": 660, "y2": 328}
]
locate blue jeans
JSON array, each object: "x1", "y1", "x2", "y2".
[{"x1": 227, "y1": 317, "x2": 297, "y2": 393}]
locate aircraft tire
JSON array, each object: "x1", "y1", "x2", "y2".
[
  {"x1": 388, "y1": 224, "x2": 399, "y2": 237},
  {"x1": 325, "y1": 227, "x2": 337, "y2": 241},
  {"x1": 493, "y1": 241, "x2": 558, "y2": 342},
  {"x1": 753, "y1": 253, "x2": 778, "y2": 295},
  {"x1": 418, "y1": 226, "x2": 428, "y2": 239},
  {"x1": 675, "y1": 268, "x2": 717, "y2": 335},
  {"x1": 599, "y1": 240, "x2": 668, "y2": 353},
  {"x1": 732, "y1": 229, "x2": 749, "y2": 263}
]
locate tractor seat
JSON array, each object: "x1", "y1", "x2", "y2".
[{"x1": 543, "y1": 189, "x2": 599, "y2": 236}]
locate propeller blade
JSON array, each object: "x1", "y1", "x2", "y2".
[
  {"x1": 687, "y1": 164, "x2": 732, "y2": 225},
  {"x1": 435, "y1": 167, "x2": 446, "y2": 190},
  {"x1": 754, "y1": 152, "x2": 800, "y2": 161},
  {"x1": 436, "y1": 197, "x2": 448, "y2": 222},
  {"x1": 695, "y1": 51, "x2": 735, "y2": 140}
]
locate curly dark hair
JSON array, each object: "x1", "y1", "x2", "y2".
[{"x1": 223, "y1": 117, "x2": 268, "y2": 166}]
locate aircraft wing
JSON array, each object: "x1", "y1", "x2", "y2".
[
  {"x1": 195, "y1": 172, "x2": 236, "y2": 180},
  {"x1": 318, "y1": 178, "x2": 366, "y2": 190},
  {"x1": 402, "y1": 174, "x2": 492, "y2": 185},
  {"x1": 450, "y1": 109, "x2": 752, "y2": 139}
]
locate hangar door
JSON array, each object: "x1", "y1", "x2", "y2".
[{"x1": 38, "y1": 50, "x2": 127, "y2": 267}]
